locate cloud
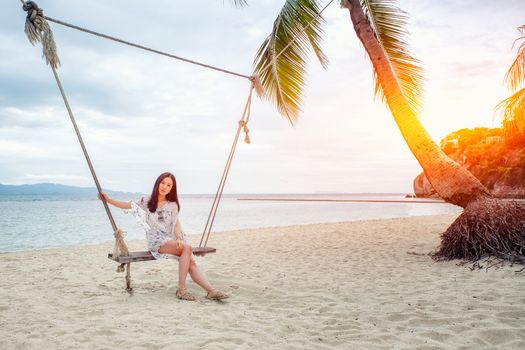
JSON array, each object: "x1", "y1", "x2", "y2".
[
  {"x1": 22, "y1": 173, "x2": 90, "y2": 182},
  {"x1": 1, "y1": 0, "x2": 524, "y2": 194},
  {"x1": 0, "y1": 140, "x2": 50, "y2": 158},
  {"x1": 0, "y1": 106, "x2": 65, "y2": 128}
]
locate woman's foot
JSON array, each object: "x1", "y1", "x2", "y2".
[
  {"x1": 176, "y1": 288, "x2": 196, "y2": 301},
  {"x1": 206, "y1": 289, "x2": 229, "y2": 300}
]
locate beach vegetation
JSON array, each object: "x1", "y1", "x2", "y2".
[
  {"x1": 417, "y1": 127, "x2": 525, "y2": 198},
  {"x1": 496, "y1": 25, "x2": 525, "y2": 140}
]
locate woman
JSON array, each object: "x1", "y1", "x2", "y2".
[{"x1": 98, "y1": 172, "x2": 228, "y2": 301}]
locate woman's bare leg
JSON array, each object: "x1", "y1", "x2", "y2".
[
  {"x1": 158, "y1": 241, "x2": 227, "y2": 299},
  {"x1": 188, "y1": 259, "x2": 213, "y2": 293},
  {"x1": 159, "y1": 241, "x2": 192, "y2": 290}
]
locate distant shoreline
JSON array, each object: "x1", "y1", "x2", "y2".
[{"x1": 237, "y1": 197, "x2": 447, "y2": 204}]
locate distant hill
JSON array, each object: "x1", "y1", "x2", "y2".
[{"x1": 0, "y1": 183, "x2": 142, "y2": 199}]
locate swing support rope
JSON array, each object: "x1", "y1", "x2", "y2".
[
  {"x1": 20, "y1": 0, "x2": 334, "y2": 253},
  {"x1": 21, "y1": 0, "x2": 130, "y2": 259},
  {"x1": 19, "y1": 0, "x2": 260, "y2": 85},
  {"x1": 51, "y1": 64, "x2": 130, "y2": 259},
  {"x1": 199, "y1": 81, "x2": 255, "y2": 249}
]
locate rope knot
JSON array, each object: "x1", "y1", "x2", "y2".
[
  {"x1": 238, "y1": 120, "x2": 251, "y2": 144},
  {"x1": 113, "y1": 228, "x2": 130, "y2": 260},
  {"x1": 23, "y1": 1, "x2": 43, "y2": 21},
  {"x1": 22, "y1": 1, "x2": 60, "y2": 68},
  {"x1": 249, "y1": 75, "x2": 264, "y2": 98}
]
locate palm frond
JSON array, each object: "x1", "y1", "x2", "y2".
[
  {"x1": 360, "y1": 0, "x2": 425, "y2": 117},
  {"x1": 226, "y1": 0, "x2": 248, "y2": 8},
  {"x1": 496, "y1": 87, "x2": 525, "y2": 137},
  {"x1": 504, "y1": 25, "x2": 525, "y2": 92},
  {"x1": 253, "y1": 0, "x2": 328, "y2": 123}
]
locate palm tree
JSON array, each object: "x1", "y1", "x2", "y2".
[
  {"x1": 496, "y1": 25, "x2": 525, "y2": 139},
  {"x1": 252, "y1": 0, "x2": 525, "y2": 263}
]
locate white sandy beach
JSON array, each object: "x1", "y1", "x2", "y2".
[{"x1": 1, "y1": 214, "x2": 524, "y2": 349}]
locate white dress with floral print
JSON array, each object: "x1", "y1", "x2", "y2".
[{"x1": 125, "y1": 196, "x2": 187, "y2": 260}]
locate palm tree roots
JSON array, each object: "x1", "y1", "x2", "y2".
[{"x1": 433, "y1": 198, "x2": 525, "y2": 264}]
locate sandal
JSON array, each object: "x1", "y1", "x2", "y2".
[
  {"x1": 176, "y1": 288, "x2": 196, "y2": 301},
  {"x1": 206, "y1": 289, "x2": 229, "y2": 301}
]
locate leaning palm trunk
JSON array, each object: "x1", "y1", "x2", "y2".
[
  {"x1": 343, "y1": 0, "x2": 525, "y2": 263},
  {"x1": 344, "y1": 0, "x2": 489, "y2": 208}
]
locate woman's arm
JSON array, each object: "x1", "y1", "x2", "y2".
[
  {"x1": 173, "y1": 219, "x2": 183, "y2": 241},
  {"x1": 98, "y1": 192, "x2": 132, "y2": 209}
]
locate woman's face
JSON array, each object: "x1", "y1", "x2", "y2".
[{"x1": 158, "y1": 177, "x2": 174, "y2": 197}]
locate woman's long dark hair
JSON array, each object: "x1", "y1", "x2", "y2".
[{"x1": 147, "y1": 172, "x2": 180, "y2": 213}]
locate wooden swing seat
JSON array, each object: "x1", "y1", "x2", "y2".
[
  {"x1": 107, "y1": 246, "x2": 216, "y2": 263},
  {"x1": 107, "y1": 247, "x2": 216, "y2": 293}
]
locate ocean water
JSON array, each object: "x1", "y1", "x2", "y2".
[{"x1": 0, "y1": 194, "x2": 461, "y2": 253}]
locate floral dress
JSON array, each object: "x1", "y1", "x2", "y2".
[{"x1": 126, "y1": 196, "x2": 187, "y2": 260}]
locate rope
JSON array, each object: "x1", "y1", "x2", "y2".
[
  {"x1": 20, "y1": 0, "x2": 253, "y2": 81},
  {"x1": 22, "y1": 1, "x2": 129, "y2": 258},
  {"x1": 113, "y1": 229, "x2": 130, "y2": 261},
  {"x1": 22, "y1": 1, "x2": 265, "y2": 97},
  {"x1": 43, "y1": 16, "x2": 254, "y2": 81},
  {"x1": 199, "y1": 82, "x2": 255, "y2": 249},
  {"x1": 49, "y1": 66, "x2": 116, "y2": 227}
]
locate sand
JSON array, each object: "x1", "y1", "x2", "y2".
[{"x1": 0, "y1": 214, "x2": 524, "y2": 349}]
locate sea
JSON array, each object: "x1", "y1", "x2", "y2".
[{"x1": 0, "y1": 194, "x2": 461, "y2": 253}]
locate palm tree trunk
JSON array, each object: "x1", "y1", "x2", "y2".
[{"x1": 343, "y1": 0, "x2": 490, "y2": 208}]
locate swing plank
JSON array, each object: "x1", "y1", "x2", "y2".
[
  {"x1": 193, "y1": 246, "x2": 217, "y2": 256},
  {"x1": 108, "y1": 251, "x2": 154, "y2": 263},
  {"x1": 108, "y1": 247, "x2": 216, "y2": 263}
]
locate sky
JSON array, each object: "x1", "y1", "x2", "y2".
[{"x1": 0, "y1": 0, "x2": 524, "y2": 194}]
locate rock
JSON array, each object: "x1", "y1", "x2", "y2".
[{"x1": 413, "y1": 172, "x2": 440, "y2": 198}]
